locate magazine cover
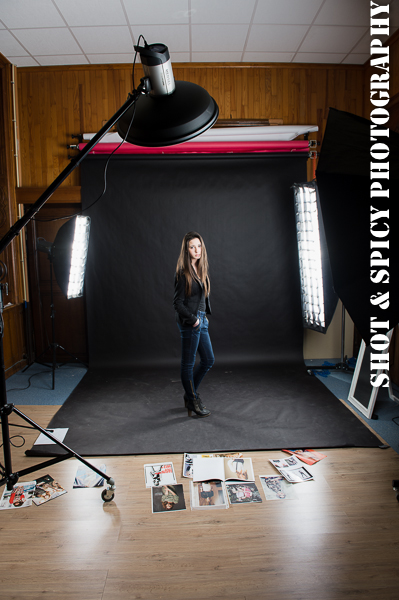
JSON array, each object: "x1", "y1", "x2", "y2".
[
  {"x1": 192, "y1": 456, "x2": 254, "y2": 483},
  {"x1": 73, "y1": 464, "x2": 106, "y2": 488},
  {"x1": 190, "y1": 480, "x2": 229, "y2": 510},
  {"x1": 282, "y1": 449, "x2": 327, "y2": 465},
  {"x1": 151, "y1": 484, "x2": 186, "y2": 513},
  {"x1": 269, "y1": 457, "x2": 313, "y2": 483},
  {"x1": 0, "y1": 481, "x2": 36, "y2": 509},
  {"x1": 225, "y1": 482, "x2": 262, "y2": 505},
  {"x1": 33, "y1": 474, "x2": 67, "y2": 505},
  {"x1": 144, "y1": 462, "x2": 177, "y2": 488},
  {"x1": 259, "y1": 475, "x2": 297, "y2": 501}
]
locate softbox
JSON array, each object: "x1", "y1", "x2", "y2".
[{"x1": 316, "y1": 108, "x2": 399, "y2": 345}]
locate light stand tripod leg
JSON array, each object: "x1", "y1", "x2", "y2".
[
  {"x1": 307, "y1": 303, "x2": 354, "y2": 375},
  {"x1": 21, "y1": 254, "x2": 87, "y2": 388},
  {"x1": 1, "y1": 402, "x2": 115, "y2": 498},
  {"x1": 0, "y1": 283, "x2": 114, "y2": 501}
]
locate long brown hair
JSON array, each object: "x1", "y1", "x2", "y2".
[{"x1": 176, "y1": 231, "x2": 210, "y2": 297}]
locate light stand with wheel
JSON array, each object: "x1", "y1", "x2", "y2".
[
  {"x1": 0, "y1": 83, "x2": 145, "y2": 501},
  {"x1": 0, "y1": 39, "x2": 219, "y2": 502},
  {"x1": 0, "y1": 259, "x2": 115, "y2": 502}
]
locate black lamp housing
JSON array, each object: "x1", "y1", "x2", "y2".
[{"x1": 117, "y1": 42, "x2": 219, "y2": 147}]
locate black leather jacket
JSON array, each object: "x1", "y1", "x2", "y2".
[{"x1": 173, "y1": 272, "x2": 212, "y2": 326}]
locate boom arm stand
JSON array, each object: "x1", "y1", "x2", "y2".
[{"x1": 0, "y1": 81, "x2": 146, "y2": 501}]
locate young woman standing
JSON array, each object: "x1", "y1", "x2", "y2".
[{"x1": 173, "y1": 231, "x2": 214, "y2": 417}]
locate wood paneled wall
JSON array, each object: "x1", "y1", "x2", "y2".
[
  {"x1": 1, "y1": 58, "x2": 27, "y2": 377},
  {"x1": 16, "y1": 62, "x2": 366, "y2": 188}
]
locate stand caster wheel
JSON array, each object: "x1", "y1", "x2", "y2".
[{"x1": 101, "y1": 488, "x2": 115, "y2": 502}]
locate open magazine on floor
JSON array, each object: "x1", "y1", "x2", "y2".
[
  {"x1": 192, "y1": 456, "x2": 254, "y2": 483},
  {"x1": 183, "y1": 452, "x2": 243, "y2": 478},
  {"x1": 282, "y1": 449, "x2": 327, "y2": 465},
  {"x1": 190, "y1": 480, "x2": 229, "y2": 510},
  {"x1": 0, "y1": 481, "x2": 36, "y2": 509},
  {"x1": 33, "y1": 474, "x2": 67, "y2": 505},
  {"x1": 269, "y1": 456, "x2": 313, "y2": 483}
]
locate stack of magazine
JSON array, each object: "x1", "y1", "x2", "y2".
[{"x1": 144, "y1": 449, "x2": 327, "y2": 513}]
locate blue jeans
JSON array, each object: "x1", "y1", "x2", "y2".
[{"x1": 177, "y1": 311, "x2": 215, "y2": 402}]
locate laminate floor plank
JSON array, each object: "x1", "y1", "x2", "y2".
[{"x1": 1, "y1": 406, "x2": 398, "y2": 600}]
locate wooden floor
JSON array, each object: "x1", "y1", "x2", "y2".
[{"x1": 1, "y1": 405, "x2": 399, "y2": 600}]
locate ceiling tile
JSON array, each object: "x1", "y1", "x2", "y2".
[
  {"x1": 0, "y1": 0, "x2": 65, "y2": 28},
  {"x1": 8, "y1": 56, "x2": 39, "y2": 67},
  {"x1": 254, "y1": 0, "x2": 324, "y2": 25},
  {"x1": 129, "y1": 24, "x2": 190, "y2": 53},
  {"x1": 293, "y1": 52, "x2": 347, "y2": 63},
  {"x1": 37, "y1": 54, "x2": 90, "y2": 66},
  {"x1": 390, "y1": 0, "x2": 399, "y2": 27},
  {"x1": 71, "y1": 26, "x2": 133, "y2": 54},
  {"x1": 54, "y1": 0, "x2": 127, "y2": 26},
  {"x1": 192, "y1": 24, "x2": 249, "y2": 51},
  {"x1": 165, "y1": 52, "x2": 190, "y2": 62},
  {"x1": 243, "y1": 51, "x2": 295, "y2": 62},
  {"x1": 123, "y1": 0, "x2": 190, "y2": 25},
  {"x1": 11, "y1": 28, "x2": 82, "y2": 55},
  {"x1": 1, "y1": 1, "x2": 393, "y2": 67},
  {"x1": 299, "y1": 25, "x2": 368, "y2": 53},
  {"x1": 0, "y1": 29, "x2": 29, "y2": 56},
  {"x1": 342, "y1": 54, "x2": 370, "y2": 65},
  {"x1": 315, "y1": 0, "x2": 369, "y2": 26},
  {"x1": 246, "y1": 24, "x2": 309, "y2": 52},
  {"x1": 191, "y1": 0, "x2": 256, "y2": 24},
  {"x1": 87, "y1": 53, "x2": 136, "y2": 64},
  {"x1": 352, "y1": 32, "x2": 372, "y2": 54},
  {"x1": 191, "y1": 51, "x2": 243, "y2": 62}
]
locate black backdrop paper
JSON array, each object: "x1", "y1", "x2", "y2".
[{"x1": 81, "y1": 153, "x2": 307, "y2": 368}]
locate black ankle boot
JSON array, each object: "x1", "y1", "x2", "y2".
[
  {"x1": 184, "y1": 392, "x2": 208, "y2": 410},
  {"x1": 185, "y1": 394, "x2": 211, "y2": 417},
  {"x1": 188, "y1": 398, "x2": 211, "y2": 418}
]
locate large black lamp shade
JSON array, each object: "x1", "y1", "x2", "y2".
[
  {"x1": 117, "y1": 41, "x2": 219, "y2": 147},
  {"x1": 117, "y1": 80, "x2": 219, "y2": 147},
  {"x1": 51, "y1": 215, "x2": 91, "y2": 299}
]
